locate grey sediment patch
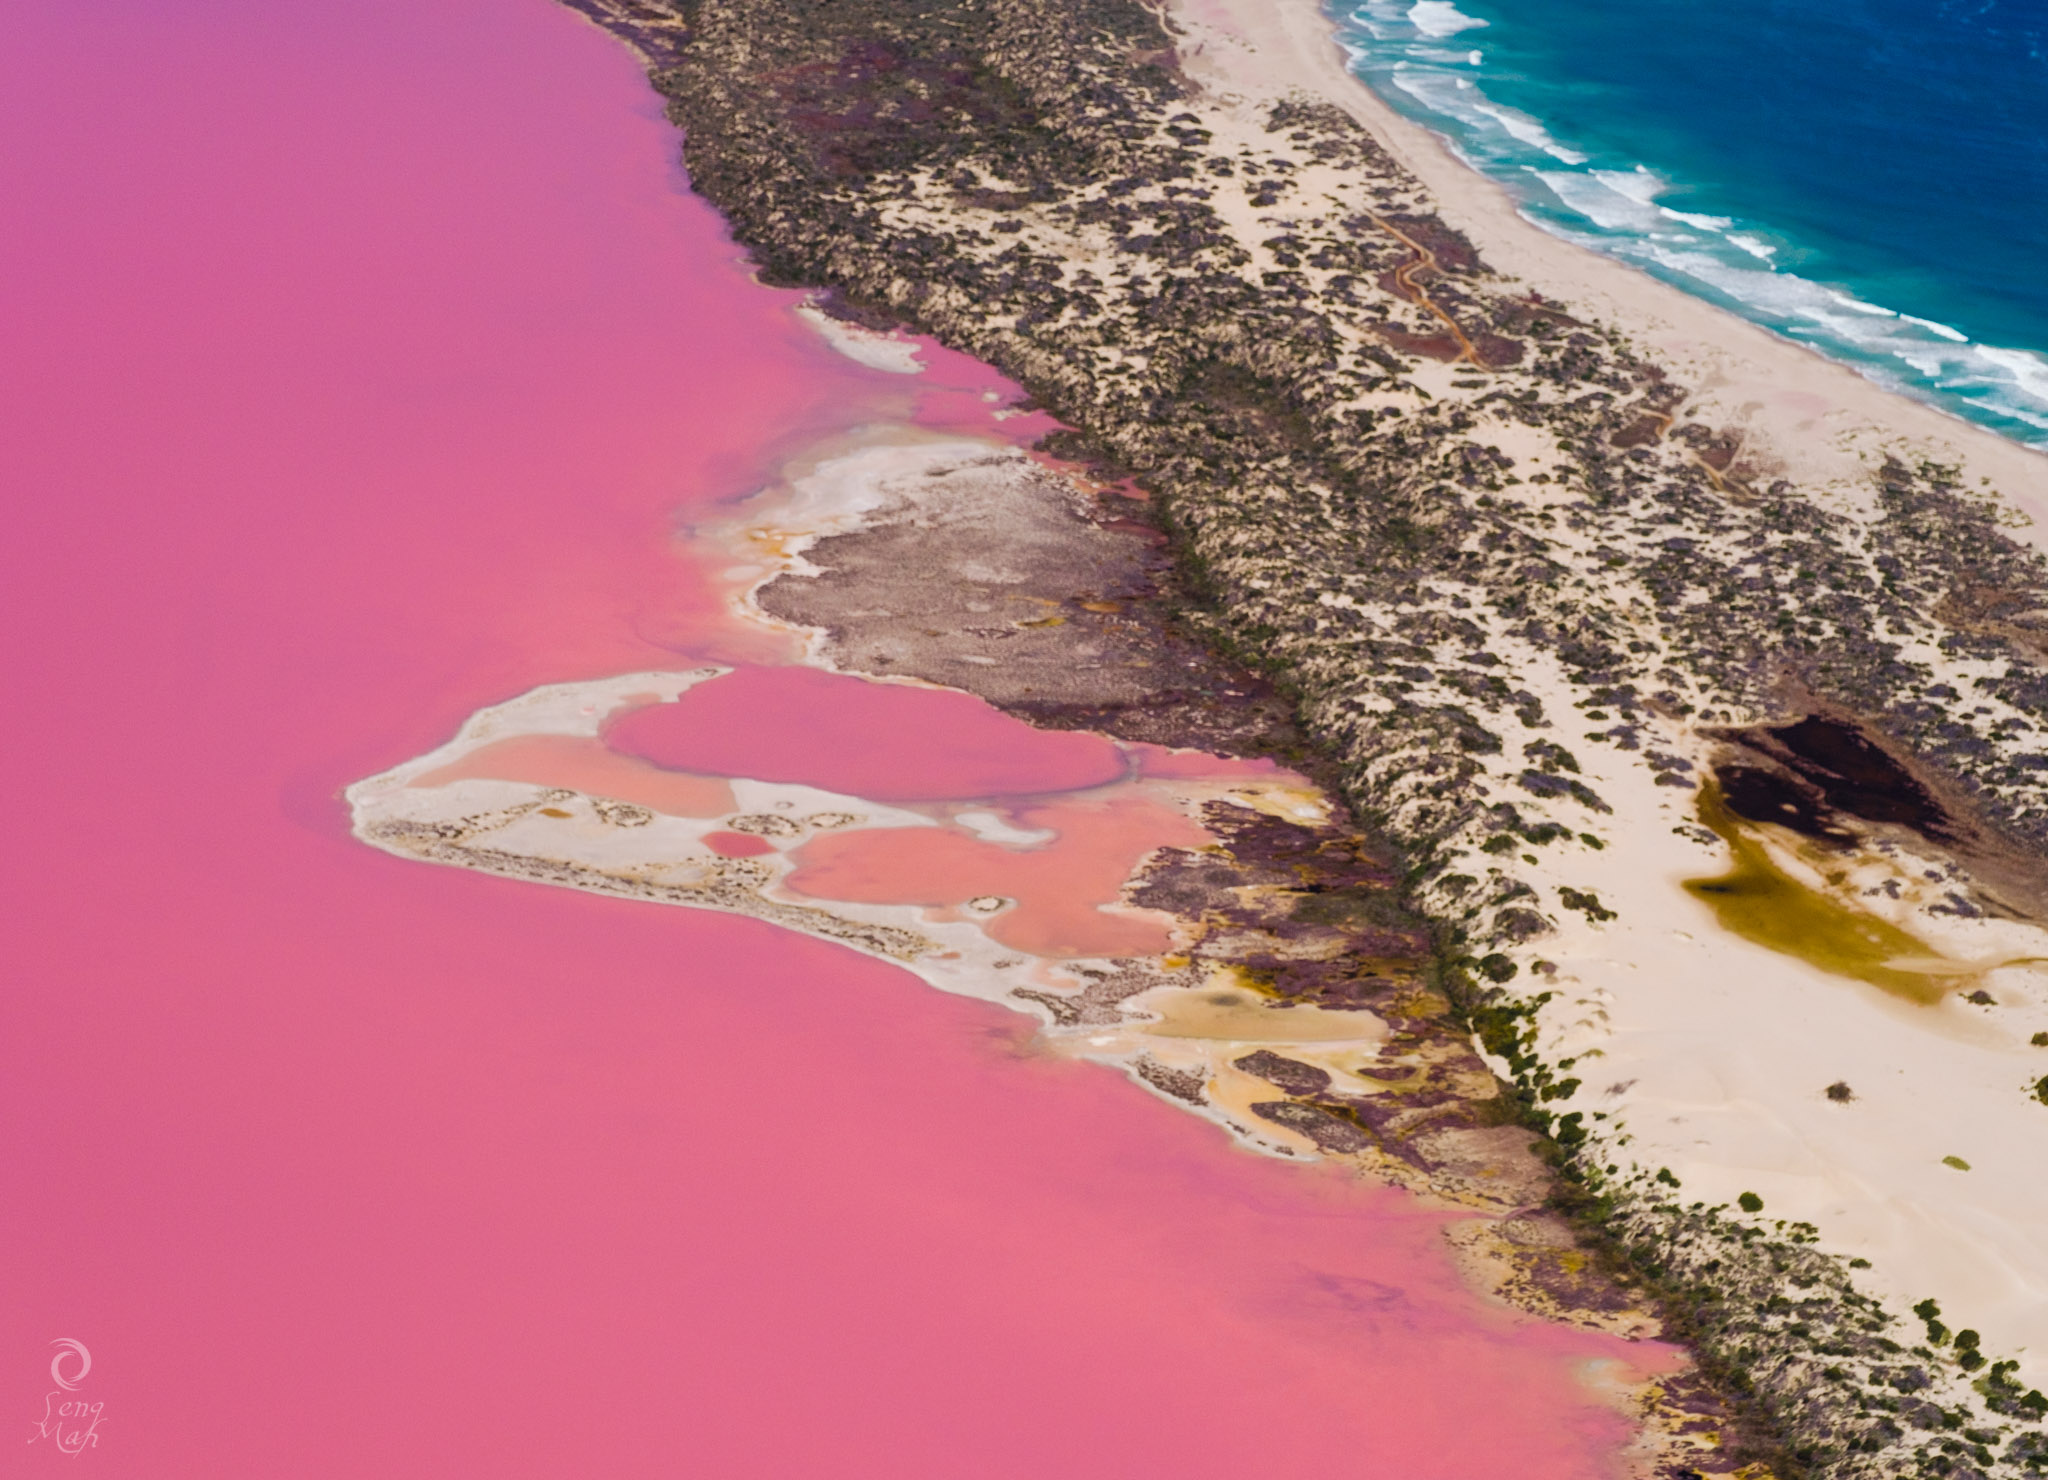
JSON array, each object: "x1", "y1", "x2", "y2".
[
  {"x1": 552, "y1": 0, "x2": 2048, "y2": 1471},
  {"x1": 752, "y1": 438, "x2": 1304, "y2": 759}
]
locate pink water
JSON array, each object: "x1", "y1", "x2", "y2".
[
  {"x1": 0, "y1": 0, "x2": 1661, "y2": 1473},
  {"x1": 607, "y1": 665, "x2": 1131, "y2": 801},
  {"x1": 786, "y1": 795, "x2": 1212, "y2": 956},
  {"x1": 421, "y1": 734, "x2": 738, "y2": 818}
]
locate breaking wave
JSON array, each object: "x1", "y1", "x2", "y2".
[{"x1": 1332, "y1": 0, "x2": 2048, "y2": 444}]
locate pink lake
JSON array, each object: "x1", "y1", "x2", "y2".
[{"x1": 0, "y1": 0, "x2": 1661, "y2": 1473}]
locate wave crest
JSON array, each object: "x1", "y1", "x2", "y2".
[{"x1": 1335, "y1": 0, "x2": 2048, "y2": 444}]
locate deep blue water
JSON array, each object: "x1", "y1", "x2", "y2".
[{"x1": 1330, "y1": 0, "x2": 2048, "y2": 444}]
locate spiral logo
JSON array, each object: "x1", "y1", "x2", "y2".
[{"x1": 48, "y1": 1339, "x2": 90, "y2": 1392}]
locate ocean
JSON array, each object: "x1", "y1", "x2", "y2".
[{"x1": 1330, "y1": 0, "x2": 2048, "y2": 445}]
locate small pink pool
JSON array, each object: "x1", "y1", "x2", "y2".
[{"x1": 606, "y1": 665, "x2": 1130, "y2": 801}]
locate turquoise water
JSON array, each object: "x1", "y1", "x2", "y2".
[{"x1": 1329, "y1": 0, "x2": 2048, "y2": 446}]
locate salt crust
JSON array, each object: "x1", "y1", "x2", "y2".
[{"x1": 344, "y1": 629, "x2": 1367, "y2": 1168}]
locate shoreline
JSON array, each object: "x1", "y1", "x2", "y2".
[
  {"x1": 1176, "y1": 0, "x2": 2048, "y2": 527},
  {"x1": 531, "y1": 0, "x2": 2048, "y2": 1468}
]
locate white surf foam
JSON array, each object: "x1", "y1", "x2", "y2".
[
  {"x1": 1336, "y1": 0, "x2": 2048, "y2": 444},
  {"x1": 1406, "y1": 0, "x2": 1486, "y2": 38}
]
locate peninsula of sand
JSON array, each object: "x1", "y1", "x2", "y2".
[{"x1": 357, "y1": 0, "x2": 2048, "y2": 1473}]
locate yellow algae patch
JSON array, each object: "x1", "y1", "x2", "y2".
[
  {"x1": 1224, "y1": 780, "x2": 1330, "y2": 826},
  {"x1": 1683, "y1": 785, "x2": 1953, "y2": 1004},
  {"x1": 1132, "y1": 979, "x2": 1387, "y2": 1043}
]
